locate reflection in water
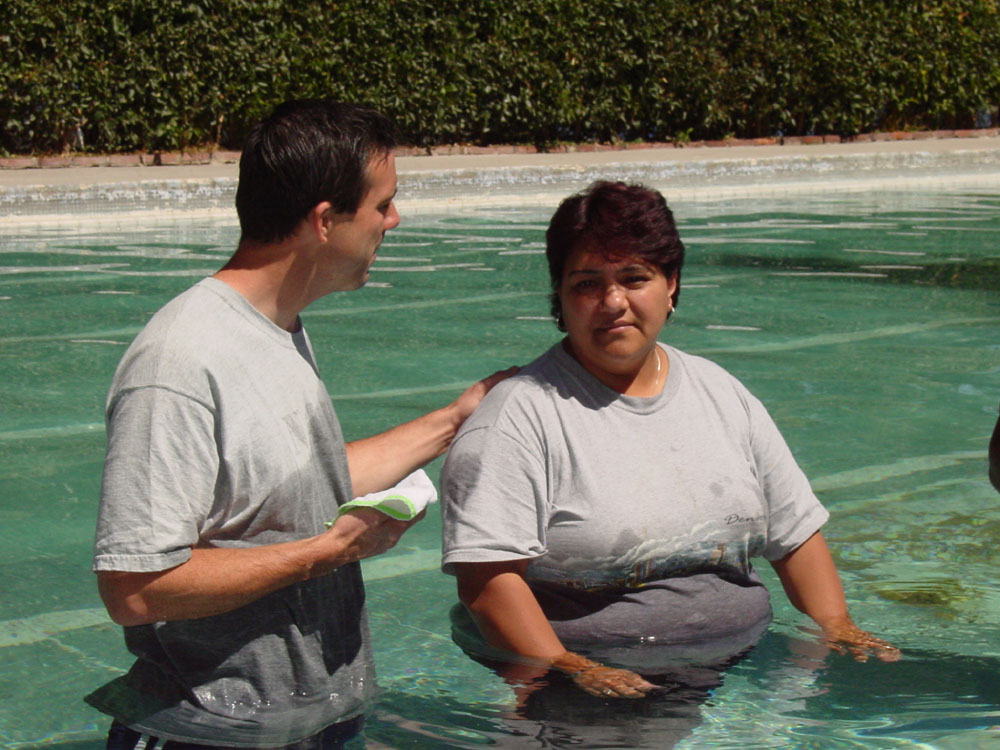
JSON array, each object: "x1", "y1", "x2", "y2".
[{"x1": 443, "y1": 603, "x2": 768, "y2": 749}]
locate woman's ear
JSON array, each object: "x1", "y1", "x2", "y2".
[{"x1": 668, "y1": 270, "x2": 681, "y2": 313}]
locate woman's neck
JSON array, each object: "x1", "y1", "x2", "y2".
[{"x1": 563, "y1": 340, "x2": 668, "y2": 397}]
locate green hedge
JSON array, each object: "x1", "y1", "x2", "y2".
[{"x1": 2, "y1": 0, "x2": 999, "y2": 155}]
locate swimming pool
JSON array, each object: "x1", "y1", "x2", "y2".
[{"x1": 1, "y1": 184, "x2": 998, "y2": 748}]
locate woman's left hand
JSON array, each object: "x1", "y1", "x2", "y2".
[
  {"x1": 772, "y1": 533, "x2": 901, "y2": 663},
  {"x1": 819, "y1": 619, "x2": 901, "y2": 662}
]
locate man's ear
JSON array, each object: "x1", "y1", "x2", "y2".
[{"x1": 308, "y1": 201, "x2": 334, "y2": 241}]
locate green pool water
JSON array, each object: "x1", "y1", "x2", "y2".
[{"x1": 1, "y1": 188, "x2": 998, "y2": 749}]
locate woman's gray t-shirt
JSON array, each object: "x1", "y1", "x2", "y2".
[{"x1": 441, "y1": 342, "x2": 828, "y2": 651}]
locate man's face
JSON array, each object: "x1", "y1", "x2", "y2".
[{"x1": 323, "y1": 152, "x2": 400, "y2": 291}]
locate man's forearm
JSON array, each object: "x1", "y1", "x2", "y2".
[
  {"x1": 346, "y1": 367, "x2": 517, "y2": 497},
  {"x1": 98, "y1": 508, "x2": 411, "y2": 626},
  {"x1": 345, "y1": 403, "x2": 462, "y2": 497}
]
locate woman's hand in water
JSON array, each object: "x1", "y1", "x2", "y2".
[
  {"x1": 819, "y1": 618, "x2": 901, "y2": 662},
  {"x1": 551, "y1": 651, "x2": 656, "y2": 699},
  {"x1": 571, "y1": 664, "x2": 657, "y2": 698}
]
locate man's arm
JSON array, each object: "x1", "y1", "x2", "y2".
[
  {"x1": 770, "y1": 531, "x2": 900, "y2": 662},
  {"x1": 346, "y1": 367, "x2": 516, "y2": 496},
  {"x1": 98, "y1": 507, "x2": 417, "y2": 626},
  {"x1": 989, "y1": 404, "x2": 1000, "y2": 492}
]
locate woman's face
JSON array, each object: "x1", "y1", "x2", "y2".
[{"x1": 558, "y1": 244, "x2": 676, "y2": 385}]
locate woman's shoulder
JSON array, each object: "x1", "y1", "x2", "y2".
[
  {"x1": 664, "y1": 345, "x2": 762, "y2": 419},
  {"x1": 666, "y1": 345, "x2": 745, "y2": 388},
  {"x1": 460, "y1": 344, "x2": 567, "y2": 430}
]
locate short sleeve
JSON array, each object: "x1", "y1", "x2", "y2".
[
  {"x1": 440, "y1": 423, "x2": 549, "y2": 574},
  {"x1": 746, "y1": 393, "x2": 830, "y2": 560},
  {"x1": 94, "y1": 385, "x2": 219, "y2": 572}
]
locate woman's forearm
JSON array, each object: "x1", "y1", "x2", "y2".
[
  {"x1": 455, "y1": 560, "x2": 566, "y2": 661},
  {"x1": 771, "y1": 531, "x2": 900, "y2": 661},
  {"x1": 770, "y1": 531, "x2": 850, "y2": 628},
  {"x1": 453, "y1": 560, "x2": 656, "y2": 697}
]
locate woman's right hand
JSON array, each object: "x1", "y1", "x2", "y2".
[
  {"x1": 571, "y1": 664, "x2": 657, "y2": 699},
  {"x1": 551, "y1": 651, "x2": 657, "y2": 699}
]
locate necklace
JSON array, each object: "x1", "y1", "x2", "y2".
[{"x1": 652, "y1": 347, "x2": 662, "y2": 388}]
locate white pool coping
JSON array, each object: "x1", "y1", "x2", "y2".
[{"x1": 3, "y1": 137, "x2": 1000, "y2": 227}]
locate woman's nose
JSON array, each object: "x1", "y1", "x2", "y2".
[{"x1": 602, "y1": 285, "x2": 626, "y2": 310}]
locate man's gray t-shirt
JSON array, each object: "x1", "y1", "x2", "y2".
[
  {"x1": 441, "y1": 342, "x2": 828, "y2": 654},
  {"x1": 87, "y1": 278, "x2": 374, "y2": 746}
]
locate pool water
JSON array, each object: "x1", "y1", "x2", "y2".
[{"x1": 1, "y1": 188, "x2": 999, "y2": 749}]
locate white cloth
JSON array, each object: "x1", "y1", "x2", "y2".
[{"x1": 336, "y1": 470, "x2": 438, "y2": 522}]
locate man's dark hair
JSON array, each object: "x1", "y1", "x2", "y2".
[
  {"x1": 545, "y1": 180, "x2": 685, "y2": 331},
  {"x1": 236, "y1": 99, "x2": 399, "y2": 244}
]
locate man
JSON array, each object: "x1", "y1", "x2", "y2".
[{"x1": 86, "y1": 99, "x2": 510, "y2": 749}]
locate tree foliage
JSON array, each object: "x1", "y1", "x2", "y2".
[{"x1": 2, "y1": 0, "x2": 998, "y2": 154}]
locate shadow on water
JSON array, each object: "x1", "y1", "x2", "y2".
[
  {"x1": 366, "y1": 682, "x2": 711, "y2": 750},
  {"x1": 735, "y1": 630, "x2": 1000, "y2": 742},
  {"x1": 800, "y1": 646, "x2": 1000, "y2": 732}
]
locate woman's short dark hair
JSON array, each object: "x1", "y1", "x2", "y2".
[
  {"x1": 236, "y1": 99, "x2": 399, "y2": 244},
  {"x1": 545, "y1": 180, "x2": 685, "y2": 330}
]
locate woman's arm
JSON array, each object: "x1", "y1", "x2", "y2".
[
  {"x1": 770, "y1": 531, "x2": 900, "y2": 662},
  {"x1": 453, "y1": 560, "x2": 656, "y2": 698}
]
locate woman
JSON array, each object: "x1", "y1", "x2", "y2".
[{"x1": 440, "y1": 181, "x2": 898, "y2": 701}]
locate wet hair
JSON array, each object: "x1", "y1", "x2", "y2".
[
  {"x1": 545, "y1": 180, "x2": 685, "y2": 330},
  {"x1": 235, "y1": 99, "x2": 399, "y2": 244}
]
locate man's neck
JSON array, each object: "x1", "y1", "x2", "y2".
[{"x1": 214, "y1": 238, "x2": 311, "y2": 332}]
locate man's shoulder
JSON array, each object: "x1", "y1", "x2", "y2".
[{"x1": 111, "y1": 280, "x2": 239, "y2": 391}]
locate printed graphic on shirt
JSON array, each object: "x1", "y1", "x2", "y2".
[{"x1": 526, "y1": 519, "x2": 767, "y2": 591}]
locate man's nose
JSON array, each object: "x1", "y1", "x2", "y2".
[{"x1": 385, "y1": 202, "x2": 400, "y2": 231}]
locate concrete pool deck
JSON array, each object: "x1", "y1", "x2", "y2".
[{"x1": 4, "y1": 134, "x2": 1000, "y2": 221}]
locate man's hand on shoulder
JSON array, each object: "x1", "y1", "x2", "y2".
[
  {"x1": 344, "y1": 366, "x2": 520, "y2": 497},
  {"x1": 449, "y1": 366, "x2": 520, "y2": 426}
]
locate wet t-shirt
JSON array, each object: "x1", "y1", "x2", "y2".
[
  {"x1": 89, "y1": 278, "x2": 374, "y2": 746},
  {"x1": 441, "y1": 342, "x2": 828, "y2": 650}
]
